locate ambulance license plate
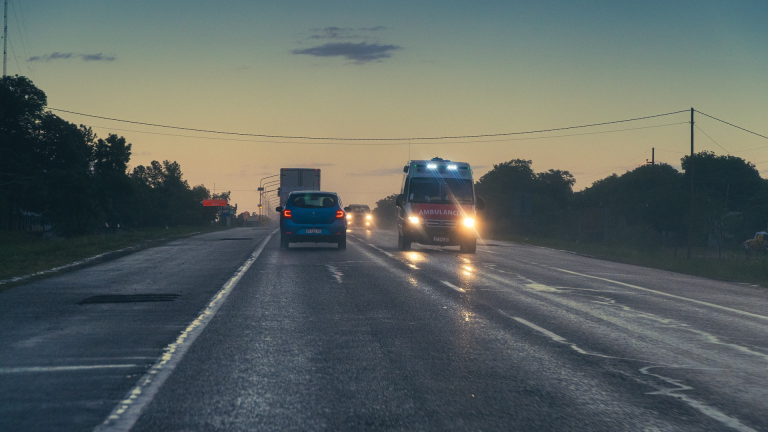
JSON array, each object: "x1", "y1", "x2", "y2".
[
  {"x1": 306, "y1": 229, "x2": 322, "y2": 234},
  {"x1": 433, "y1": 236, "x2": 449, "y2": 243}
]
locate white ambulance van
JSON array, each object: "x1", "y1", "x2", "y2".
[{"x1": 395, "y1": 157, "x2": 485, "y2": 253}]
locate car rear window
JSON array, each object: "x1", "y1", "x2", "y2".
[{"x1": 289, "y1": 193, "x2": 338, "y2": 208}]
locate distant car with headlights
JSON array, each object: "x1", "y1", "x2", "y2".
[
  {"x1": 395, "y1": 157, "x2": 484, "y2": 253},
  {"x1": 344, "y1": 204, "x2": 373, "y2": 230},
  {"x1": 276, "y1": 191, "x2": 347, "y2": 250}
]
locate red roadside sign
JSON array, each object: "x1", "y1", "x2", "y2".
[{"x1": 203, "y1": 199, "x2": 228, "y2": 207}]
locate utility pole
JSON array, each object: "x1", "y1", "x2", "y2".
[
  {"x1": 3, "y1": 0, "x2": 8, "y2": 77},
  {"x1": 687, "y1": 108, "x2": 695, "y2": 259},
  {"x1": 651, "y1": 148, "x2": 655, "y2": 165},
  {"x1": 258, "y1": 174, "x2": 279, "y2": 220}
]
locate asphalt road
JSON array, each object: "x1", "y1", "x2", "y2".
[{"x1": 1, "y1": 227, "x2": 767, "y2": 431}]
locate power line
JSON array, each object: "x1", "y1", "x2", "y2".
[
  {"x1": 731, "y1": 145, "x2": 768, "y2": 154},
  {"x1": 591, "y1": 147, "x2": 654, "y2": 179},
  {"x1": 10, "y1": 0, "x2": 35, "y2": 80},
  {"x1": 696, "y1": 110, "x2": 768, "y2": 141},
  {"x1": 50, "y1": 108, "x2": 689, "y2": 141},
  {"x1": 695, "y1": 124, "x2": 731, "y2": 155},
  {"x1": 84, "y1": 121, "x2": 687, "y2": 146}
]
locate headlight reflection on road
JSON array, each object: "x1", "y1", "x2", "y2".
[
  {"x1": 459, "y1": 263, "x2": 476, "y2": 283},
  {"x1": 406, "y1": 251, "x2": 426, "y2": 263},
  {"x1": 405, "y1": 251, "x2": 426, "y2": 270}
]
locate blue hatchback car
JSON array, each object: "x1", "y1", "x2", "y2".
[{"x1": 276, "y1": 191, "x2": 347, "y2": 249}]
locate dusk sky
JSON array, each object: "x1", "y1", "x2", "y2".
[{"x1": 4, "y1": 0, "x2": 767, "y2": 211}]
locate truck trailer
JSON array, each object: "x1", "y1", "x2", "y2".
[{"x1": 278, "y1": 168, "x2": 321, "y2": 207}]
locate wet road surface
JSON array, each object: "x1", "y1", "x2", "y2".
[{"x1": 2, "y1": 227, "x2": 767, "y2": 431}]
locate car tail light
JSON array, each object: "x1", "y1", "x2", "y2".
[
  {"x1": 283, "y1": 209, "x2": 292, "y2": 218},
  {"x1": 336, "y1": 210, "x2": 345, "y2": 219}
]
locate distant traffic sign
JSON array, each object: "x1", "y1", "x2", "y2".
[{"x1": 203, "y1": 199, "x2": 228, "y2": 206}]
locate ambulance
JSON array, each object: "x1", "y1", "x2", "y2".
[{"x1": 395, "y1": 157, "x2": 485, "y2": 253}]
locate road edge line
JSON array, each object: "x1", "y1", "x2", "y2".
[
  {"x1": 552, "y1": 267, "x2": 768, "y2": 322},
  {"x1": 94, "y1": 229, "x2": 277, "y2": 432}
]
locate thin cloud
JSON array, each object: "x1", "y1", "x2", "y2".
[
  {"x1": 309, "y1": 26, "x2": 387, "y2": 40},
  {"x1": 350, "y1": 168, "x2": 404, "y2": 176},
  {"x1": 81, "y1": 53, "x2": 116, "y2": 62},
  {"x1": 300, "y1": 162, "x2": 335, "y2": 168},
  {"x1": 28, "y1": 52, "x2": 116, "y2": 62},
  {"x1": 292, "y1": 42, "x2": 400, "y2": 63}
]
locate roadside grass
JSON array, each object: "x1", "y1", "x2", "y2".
[
  {"x1": 0, "y1": 225, "x2": 229, "y2": 283},
  {"x1": 485, "y1": 233, "x2": 768, "y2": 288}
]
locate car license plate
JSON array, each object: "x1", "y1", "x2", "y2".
[
  {"x1": 433, "y1": 236, "x2": 449, "y2": 243},
  {"x1": 306, "y1": 229, "x2": 322, "y2": 234}
]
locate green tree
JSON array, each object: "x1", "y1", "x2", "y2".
[
  {"x1": 475, "y1": 160, "x2": 575, "y2": 236},
  {"x1": 682, "y1": 151, "x2": 768, "y2": 249},
  {"x1": 35, "y1": 115, "x2": 97, "y2": 234},
  {"x1": 0, "y1": 76, "x2": 48, "y2": 230},
  {"x1": 577, "y1": 163, "x2": 688, "y2": 234},
  {"x1": 131, "y1": 160, "x2": 217, "y2": 227},
  {"x1": 373, "y1": 193, "x2": 398, "y2": 229},
  {"x1": 92, "y1": 134, "x2": 134, "y2": 228}
]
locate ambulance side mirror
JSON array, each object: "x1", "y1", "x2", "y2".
[
  {"x1": 395, "y1": 194, "x2": 405, "y2": 207},
  {"x1": 475, "y1": 197, "x2": 485, "y2": 211}
]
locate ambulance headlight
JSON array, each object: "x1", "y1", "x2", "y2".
[
  {"x1": 346, "y1": 214, "x2": 352, "y2": 220},
  {"x1": 463, "y1": 217, "x2": 475, "y2": 227},
  {"x1": 408, "y1": 216, "x2": 421, "y2": 224}
]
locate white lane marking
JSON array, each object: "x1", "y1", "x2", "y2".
[
  {"x1": 506, "y1": 316, "x2": 758, "y2": 430},
  {"x1": 325, "y1": 265, "x2": 344, "y2": 284},
  {"x1": 441, "y1": 281, "x2": 466, "y2": 293},
  {"x1": 478, "y1": 249, "x2": 500, "y2": 254},
  {"x1": 510, "y1": 317, "x2": 566, "y2": 342},
  {"x1": 552, "y1": 267, "x2": 768, "y2": 321},
  {"x1": 594, "y1": 297, "x2": 768, "y2": 362},
  {"x1": 95, "y1": 229, "x2": 277, "y2": 432},
  {"x1": 0, "y1": 365, "x2": 139, "y2": 373},
  {"x1": 348, "y1": 235, "x2": 400, "y2": 258},
  {"x1": 368, "y1": 243, "x2": 394, "y2": 258},
  {"x1": 640, "y1": 367, "x2": 759, "y2": 432},
  {"x1": 502, "y1": 312, "x2": 646, "y2": 361}
]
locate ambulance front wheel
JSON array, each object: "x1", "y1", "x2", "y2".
[
  {"x1": 398, "y1": 230, "x2": 412, "y2": 251},
  {"x1": 460, "y1": 238, "x2": 476, "y2": 254}
]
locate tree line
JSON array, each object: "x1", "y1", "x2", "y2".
[
  {"x1": 1, "y1": 76, "x2": 223, "y2": 235},
  {"x1": 374, "y1": 154, "x2": 768, "y2": 250}
]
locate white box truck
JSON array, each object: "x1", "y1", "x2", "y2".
[{"x1": 278, "y1": 168, "x2": 321, "y2": 207}]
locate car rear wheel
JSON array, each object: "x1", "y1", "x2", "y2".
[
  {"x1": 280, "y1": 235, "x2": 289, "y2": 249},
  {"x1": 338, "y1": 235, "x2": 347, "y2": 250}
]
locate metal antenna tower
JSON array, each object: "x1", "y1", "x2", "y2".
[{"x1": 3, "y1": 0, "x2": 7, "y2": 77}]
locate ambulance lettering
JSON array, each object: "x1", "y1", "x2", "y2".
[{"x1": 418, "y1": 209, "x2": 459, "y2": 216}]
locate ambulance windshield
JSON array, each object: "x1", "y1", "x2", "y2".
[{"x1": 408, "y1": 178, "x2": 474, "y2": 204}]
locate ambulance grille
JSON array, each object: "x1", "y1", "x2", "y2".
[{"x1": 426, "y1": 219, "x2": 457, "y2": 228}]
